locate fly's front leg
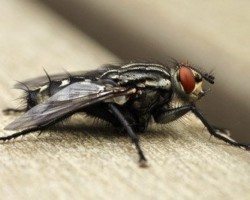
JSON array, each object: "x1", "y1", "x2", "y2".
[
  {"x1": 153, "y1": 104, "x2": 249, "y2": 150},
  {"x1": 153, "y1": 105, "x2": 191, "y2": 124},
  {"x1": 211, "y1": 125, "x2": 231, "y2": 136},
  {"x1": 191, "y1": 107, "x2": 250, "y2": 150},
  {"x1": 108, "y1": 103, "x2": 148, "y2": 167}
]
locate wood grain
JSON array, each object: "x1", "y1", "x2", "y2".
[{"x1": 0, "y1": 1, "x2": 249, "y2": 200}]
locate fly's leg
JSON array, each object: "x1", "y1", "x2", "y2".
[
  {"x1": 1, "y1": 108, "x2": 76, "y2": 142},
  {"x1": 2, "y1": 108, "x2": 26, "y2": 115},
  {"x1": 0, "y1": 127, "x2": 44, "y2": 142},
  {"x1": 153, "y1": 106, "x2": 191, "y2": 124},
  {"x1": 191, "y1": 106, "x2": 250, "y2": 150},
  {"x1": 0, "y1": 113, "x2": 67, "y2": 142},
  {"x1": 153, "y1": 104, "x2": 249, "y2": 150},
  {"x1": 211, "y1": 125, "x2": 231, "y2": 136},
  {"x1": 108, "y1": 103, "x2": 148, "y2": 167}
]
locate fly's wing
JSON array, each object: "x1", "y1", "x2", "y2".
[
  {"x1": 5, "y1": 81, "x2": 134, "y2": 131},
  {"x1": 15, "y1": 65, "x2": 121, "y2": 90}
]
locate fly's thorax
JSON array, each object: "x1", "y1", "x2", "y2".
[
  {"x1": 100, "y1": 63, "x2": 171, "y2": 87},
  {"x1": 100, "y1": 63, "x2": 173, "y2": 107}
]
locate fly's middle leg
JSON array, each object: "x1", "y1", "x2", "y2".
[{"x1": 108, "y1": 103, "x2": 148, "y2": 167}]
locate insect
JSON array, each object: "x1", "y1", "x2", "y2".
[{"x1": 1, "y1": 60, "x2": 249, "y2": 167}]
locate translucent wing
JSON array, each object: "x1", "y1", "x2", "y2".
[{"x1": 5, "y1": 81, "x2": 133, "y2": 131}]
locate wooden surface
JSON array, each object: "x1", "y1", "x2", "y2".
[{"x1": 0, "y1": 1, "x2": 250, "y2": 200}]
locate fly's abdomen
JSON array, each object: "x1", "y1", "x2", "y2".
[{"x1": 23, "y1": 79, "x2": 71, "y2": 110}]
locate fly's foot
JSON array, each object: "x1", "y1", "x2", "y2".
[{"x1": 139, "y1": 158, "x2": 149, "y2": 168}]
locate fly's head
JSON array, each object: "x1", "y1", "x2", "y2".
[{"x1": 172, "y1": 63, "x2": 215, "y2": 102}]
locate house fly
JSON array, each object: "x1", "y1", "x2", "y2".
[{"x1": 1, "y1": 60, "x2": 249, "y2": 167}]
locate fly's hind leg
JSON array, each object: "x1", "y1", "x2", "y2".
[
  {"x1": 0, "y1": 126, "x2": 44, "y2": 142},
  {"x1": 2, "y1": 108, "x2": 27, "y2": 115}
]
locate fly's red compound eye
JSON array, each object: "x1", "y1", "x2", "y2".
[{"x1": 179, "y1": 67, "x2": 195, "y2": 94}]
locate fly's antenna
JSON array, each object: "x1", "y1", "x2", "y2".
[
  {"x1": 206, "y1": 69, "x2": 215, "y2": 83},
  {"x1": 209, "y1": 69, "x2": 214, "y2": 75},
  {"x1": 190, "y1": 65, "x2": 215, "y2": 84},
  {"x1": 203, "y1": 72, "x2": 215, "y2": 84}
]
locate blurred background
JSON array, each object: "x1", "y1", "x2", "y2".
[{"x1": 1, "y1": 0, "x2": 250, "y2": 142}]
